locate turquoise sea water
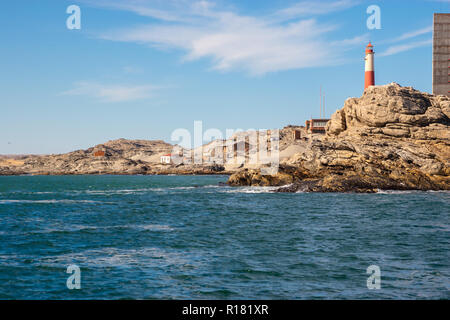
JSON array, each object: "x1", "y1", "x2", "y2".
[{"x1": 0, "y1": 175, "x2": 448, "y2": 299}]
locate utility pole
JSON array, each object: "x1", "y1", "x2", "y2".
[{"x1": 319, "y1": 85, "x2": 322, "y2": 119}]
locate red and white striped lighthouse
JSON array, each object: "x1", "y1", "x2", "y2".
[{"x1": 364, "y1": 42, "x2": 375, "y2": 90}]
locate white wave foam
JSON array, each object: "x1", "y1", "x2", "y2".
[
  {"x1": 84, "y1": 189, "x2": 151, "y2": 195},
  {"x1": 0, "y1": 199, "x2": 100, "y2": 204},
  {"x1": 136, "y1": 224, "x2": 174, "y2": 231},
  {"x1": 167, "y1": 186, "x2": 196, "y2": 190},
  {"x1": 220, "y1": 186, "x2": 279, "y2": 194},
  {"x1": 28, "y1": 191, "x2": 55, "y2": 195},
  {"x1": 30, "y1": 223, "x2": 174, "y2": 234},
  {"x1": 83, "y1": 185, "x2": 224, "y2": 195},
  {"x1": 83, "y1": 186, "x2": 212, "y2": 195},
  {"x1": 38, "y1": 247, "x2": 190, "y2": 268}
]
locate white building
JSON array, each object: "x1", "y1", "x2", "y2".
[{"x1": 160, "y1": 154, "x2": 171, "y2": 164}]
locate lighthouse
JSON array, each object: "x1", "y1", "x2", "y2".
[{"x1": 364, "y1": 42, "x2": 375, "y2": 90}]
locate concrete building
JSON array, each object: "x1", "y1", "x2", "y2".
[
  {"x1": 433, "y1": 13, "x2": 450, "y2": 96},
  {"x1": 305, "y1": 119, "x2": 330, "y2": 134}
]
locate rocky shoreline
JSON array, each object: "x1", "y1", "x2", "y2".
[
  {"x1": 228, "y1": 84, "x2": 450, "y2": 192},
  {"x1": 1, "y1": 84, "x2": 449, "y2": 193},
  {"x1": 0, "y1": 139, "x2": 232, "y2": 176}
]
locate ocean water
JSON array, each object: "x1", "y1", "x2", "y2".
[{"x1": 0, "y1": 175, "x2": 448, "y2": 300}]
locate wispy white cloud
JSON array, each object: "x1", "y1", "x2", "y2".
[
  {"x1": 376, "y1": 24, "x2": 432, "y2": 57},
  {"x1": 83, "y1": 0, "x2": 192, "y2": 22},
  {"x1": 95, "y1": 0, "x2": 366, "y2": 75},
  {"x1": 273, "y1": 0, "x2": 358, "y2": 20},
  {"x1": 379, "y1": 39, "x2": 432, "y2": 57},
  {"x1": 62, "y1": 82, "x2": 160, "y2": 102},
  {"x1": 389, "y1": 26, "x2": 432, "y2": 43}
]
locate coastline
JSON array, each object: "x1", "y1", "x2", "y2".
[
  {"x1": 2, "y1": 173, "x2": 449, "y2": 195},
  {"x1": 2, "y1": 84, "x2": 449, "y2": 193}
]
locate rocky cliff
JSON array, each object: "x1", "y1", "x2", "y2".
[
  {"x1": 228, "y1": 83, "x2": 450, "y2": 192},
  {"x1": 0, "y1": 128, "x2": 305, "y2": 176},
  {"x1": 0, "y1": 139, "x2": 173, "y2": 175}
]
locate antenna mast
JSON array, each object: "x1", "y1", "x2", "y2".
[{"x1": 319, "y1": 85, "x2": 322, "y2": 119}]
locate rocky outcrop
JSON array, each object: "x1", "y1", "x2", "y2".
[
  {"x1": 0, "y1": 138, "x2": 233, "y2": 176},
  {"x1": 326, "y1": 83, "x2": 449, "y2": 139},
  {"x1": 228, "y1": 165, "x2": 310, "y2": 186},
  {"x1": 0, "y1": 127, "x2": 307, "y2": 176},
  {"x1": 228, "y1": 83, "x2": 450, "y2": 192},
  {"x1": 11, "y1": 139, "x2": 174, "y2": 175}
]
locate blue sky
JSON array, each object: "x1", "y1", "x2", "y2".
[{"x1": 1, "y1": 0, "x2": 448, "y2": 154}]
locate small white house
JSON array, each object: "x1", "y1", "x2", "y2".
[{"x1": 160, "y1": 154, "x2": 172, "y2": 164}]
